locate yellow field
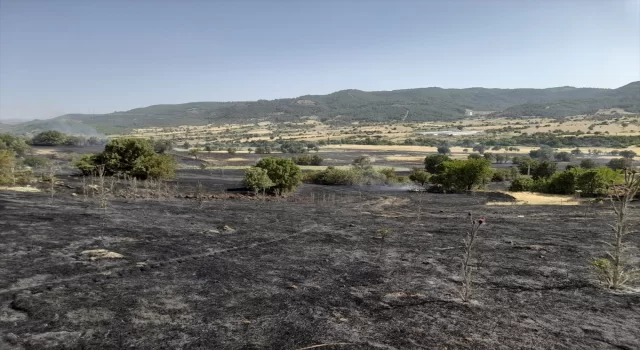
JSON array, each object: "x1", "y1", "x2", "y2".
[{"x1": 487, "y1": 192, "x2": 581, "y2": 206}]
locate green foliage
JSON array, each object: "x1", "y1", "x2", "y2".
[
  {"x1": 529, "y1": 147, "x2": 554, "y2": 161},
  {"x1": 255, "y1": 157, "x2": 302, "y2": 194},
  {"x1": 292, "y1": 154, "x2": 323, "y2": 165},
  {"x1": 619, "y1": 150, "x2": 637, "y2": 159},
  {"x1": 531, "y1": 161, "x2": 557, "y2": 180},
  {"x1": 546, "y1": 169, "x2": 580, "y2": 194},
  {"x1": 554, "y1": 151, "x2": 573, "y2": 162},
  {"x1": 607, "y1": 158, "x2": 633, "y2": 170},
  {"x1": 491, "y1": 169, "x2": 513, "y2": 182},
  {"x1": 242, "y1": 167, "x2": 274, "y2": 193},
  {"x1": 21, "y1": 156, "x2": 51, "y2": 168},
  {"x1": 32, "y1": 130, "x2": 69, "y2": 146},
  {"x1": 467, "y1": 153, "x2": 483, "y2": 160},
  {"x1": 305, "y1": 166, "x2": 404, "y2": 186},
  {"x1": 154, "y1": 139, "x2": 173, "y2": 154},
  {"x1": 408, "y1": 168, "x2": 430, "y2": 186},
  {"x1": 509, "y1": 177, "x2": 535, "y2": 191},
  {"x1": 280, "y1": 141, "x2": 310, "y2": 154},
  {"x1": 0, "y1": 150, "x2": 16, "y2": 185},
  {"x1": 76, "y1": 138, "x2": 176, "y2": 179},
  {"x1": 227, "y1": 147, "x2": 237, "y2": 154},
  {"x1": 437, "y1": 145, "x2": 451, "y2": 154},
  {"x1": 431, "y1": 159, "x2": 492, "y2": 192},
  {"x1": 424, "y1": 154, "x2": 451, "y2": 174},
  {"x1": 0, "y1": 133, "x2": 31, "y2": 156},
  {"x1": 579, "y1": 159, "x2": 599, "y2": 169},
  {"x1": 576, "y1": 168, "x2": 619, "y2": 196},
  {"x1": 352, "y1": 156, "x2": 373, "y2": 169},
  {"x1": 74, "y1": 154, "x2": 99, "y2": 175}
]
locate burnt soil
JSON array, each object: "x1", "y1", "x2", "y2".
[{"x1": 1, "y1": 184, "x2": 639, "y2": 349}]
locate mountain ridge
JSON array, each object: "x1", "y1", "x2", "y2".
[{"x1": 2, "y1": 82, "x2": 638, "y2": 135}]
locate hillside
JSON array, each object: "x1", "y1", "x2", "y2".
[{"x1": 2, "y1": 82, "x2": 638, "y2": 135}]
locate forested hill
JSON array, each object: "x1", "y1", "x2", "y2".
[{"x1": 3, "y1": 82, "x2": 638, "y2": 135}]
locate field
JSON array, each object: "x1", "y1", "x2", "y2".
[
  {"x1": 1, "y1": 169, "x2": 640, "y2": 349},
  {"x1": 123, "y1": 115, "x2": 640, "y2": 146}
]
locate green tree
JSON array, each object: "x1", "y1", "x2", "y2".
[
  {"x1": 255, "y1": 157, "x2": 302, "y2": 194},
  {"x1": 21, "y1": 156, "x2": 50, "y2": 168},
  {"x1": 579, "y1": 159, "x2": 599, "y2": 169},
  {"x1": 0, "y1": 150, "x2": 16, "y2": 184},
  {"x1": 619, "y1": 150, "x2": 637, "y2": 159},
  {"x1": 0, "y1": 134, "x2": 31, "y2": 156},
  {"x1": 408, "y1": 168, "x2": 430, "y2": 186},
  {"x1": 576, "y1": 168, "x2": 618, "y2": 196},
  {"x1": 467, "y1": 153, "x2": 483, "y2": 160},
  {"x1": 243, "y1": 167, "x2": 275, "y2": 194},
  {"x1": 32, "y1": 130, "x2": 68, "y2": 146},
  {"x1": 424, "y1": 154, "x2": 450, "y2": 174},
  {"x1": 352, "y1": 156, "x2": 373, "y2": 169},
  {"x1": 554, "y1": 151, "x2": 573, "y2": 162},
  {"x1": 529, "y1": 146, "x2": 554, "y2": 161},
  {"x1": 437, "y1": 145, "x2": 451, "y2": 154},
  {"x1": 154, "y1": 139, "x2": 173, "y2": 154},
  {"x1": 607, "y1": 158, "x2": 633, "y2": 170},
  {"x1": 531, "y1": 161, "x2": 557, "y2": 180},
  {"x1": 431, "y1": 159, "x2": 492, "y2": 191},
  {"x1": 83, "y1": 138, "x2": 177, "y2": 179}
]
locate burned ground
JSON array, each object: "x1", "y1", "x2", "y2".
[{"x1": 0, "y1": 185, "x2": 639, "y2": 349}]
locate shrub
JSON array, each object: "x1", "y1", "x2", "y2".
[
  {"x1": 431, "y1": 159, "x2": 492, "y2": 192},
  {"x1": 77, "y1": 138, "x2": 177, "y2": 179},
  {"x1": 619, "y1": 150, "x2": 637, "y2": 159},
  {"x1": 243, "y1": 167, "x2": 274, "y2": 193},
  {"x1": 280, "y1": 141, "x2": 308, "y2": 154},
  {"x1": 255, "y1": 157, "x2": 302, "y2": 194},
  {"x1": 0, "y1": 150, "x2": 16, "y2": 184},
  {"x1": 352, "y1": 155, "x2": 373, "y2": 169},
  {"x1": 31, "y1": 130, "x2": 68, "y2": 146},
  {"x1": 437, "y1": 145, "x2": 451, "y2": 154},
  {"x1": 0, "y1": 133, "x2": 31, "y2": 156},
  {"x1": 531, "y1": 161, "x2": 557, "y2": 180},
  {"x1": 607, "y1": 158, "x2": 633, "y2": 170},
  {"x1": 227, "y1": 147, "x2": 237, "y2": 154},
  {"x1": 424, "y1": 154, "x2": 450, "y2": 174},
  {"x1": 21, "y1": 156, "x2": 51, "y2": 168},
  {"x1": 546, "y1": 169, "x2": 580, "y2": 194},
  {"x1": 580, "y1": 159, "x2": 599, "y2": 169},
  {"x1": 491, "y1": 169, "x2": 512, "y2": 182},
  {"x1": 467, "y1": 153, "x2": 483, "y2": 160},
  {"x1": 305, "y1": 167, "x2": 360, "y2": 185},
  {"x1": 554, "y1": 152, "x2": 573, "y2": 162},
  {"x1": 292, "y1": 154, "x2": 323, "y2": 166},
  {"x1": 154, "y1": 139, "x2": 173, "y2": 154},
  {"x1": 408, "y1": 168, "x2": 430, "y2": 186},
  {"x1": 509, "y1": 177, "x2": 535, "y2": 191},
  {"x1": 529, "y1": 146, "x2": 554, "y2": 160},
  {"x1": 576, "y1": 167, "x2": 618, "y2": 196}
]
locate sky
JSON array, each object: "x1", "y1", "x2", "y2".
[{"x1": 0, "y1": 0, "x2": 639, "y2": 121}]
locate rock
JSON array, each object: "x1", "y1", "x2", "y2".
[
  {"x1": 81, "y1": 249, "x2": 124, "y2": 260},
  {"x1": 218, "y1": 225, "x2": 234, "y2": 231},
  {"x1": 204, "y1": 229, "x2": 220, "y2": 234}
]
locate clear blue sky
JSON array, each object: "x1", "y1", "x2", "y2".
[{"x1": 1, "y1": 0, "x2": 639, "y2": 121}]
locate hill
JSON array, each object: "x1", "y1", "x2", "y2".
[{"x1": 2, "y1": 82, "x2": 638, "y2": 135}]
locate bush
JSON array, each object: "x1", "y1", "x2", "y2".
[
  {"x1": 255, "y1": 157, "x2": 302, "y2": 194},
  {"x1": 509, "y1": 177, "x2": 535, "y2": 191},
  {"x1": 437, "y1": 145, "x2": 451, "y2": 154},
  {"x1": 576, "y1": 167, "x2": 618, "y2": 196},
  {"x1": 424, "y1": 154, "x2": 450, "y2": 174},
  {"x1": 579, "y1": 159, "x2": 599, "y2": 169},
  {"x1": 305, "y1": 167, "x2": 361, "y2": 185},
  {"x1": 408, "y1": 168, "x2": 430, "y2": 186},
  {"x1": 546, "y1": 169, "x2": 580, "y2": 194},
  {"x1": 280, "y1": 141, "x2": 309, "y2": 154},
  {"x1": 619, "y1": 150, "x2": 637, "y2": 159},
  {"x1": 0, "y1": 150, "x2": 16, "y2": 184},
  {"x1": 21, "y1": 156, "x2": 51, "y2": 168},
  {"x1": 154, "y1": 139, "x2": 173, "y2": 154},
  {"x1": 352, "y1": 156, "x2": 373, "y2": 169},
  {"x1": 467, "y1": 153, "x2": 483, "y2": 160},
  {"x1": 0, "y1": 133, "x2": 31, "y2": 156},
  {"x1": 292, "y1": 154, "x2": 323, "y2": 166},
  {"x1": 243, "y1": 167, "x2": 274, "y2": 193},
  {"x1": 32, "y1": 130, "x2": 69, "y2": 146},
  {"x1": 76, "y1": 138, "x2": 177, "y2": 179},
  {"x1": 491, "y1": 169, "x2": 512, "y2": 182},
  {"x1": 529, "y1": 147, "x2": 554, "y2": 160},
  {"x1": 554, "y1": 152, "x2": 573, "y2": 162},
  {"x1": 431, "y1": 159, "x2": 492, "y2": 192},
  {"x1": 531, "y1": 161, "x2": 557, "y2": 180},
  {"x1": 607, "y1": 158, "x2": 633, "y2": 170}
]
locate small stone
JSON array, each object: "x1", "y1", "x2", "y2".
[
  {"x1": 4, "y1": 333, "x2": 18, "y2": 345},
  {"x1": 289, "y1": 284, "x2": 298, "y2": 290}
]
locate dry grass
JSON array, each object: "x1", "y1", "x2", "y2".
[
  {"x1": 0, "y1": 186, "x2": 41, "y2": 192},
  {"x1": 487, "y1": 192, "x2": 580, "y2": 206},
  {"x1": 226, "y1": 157, "x2": 250, "y2": 162}
]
